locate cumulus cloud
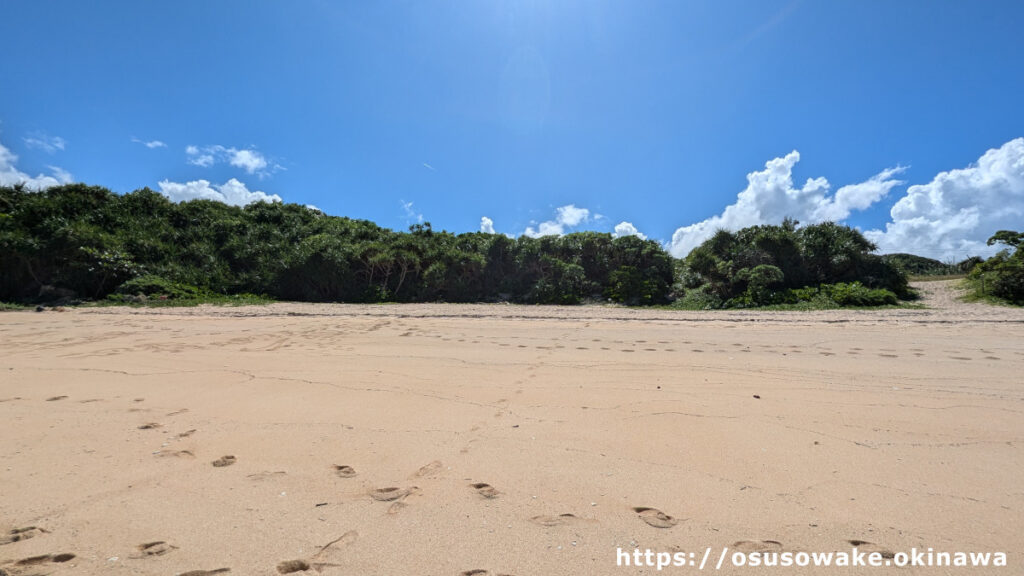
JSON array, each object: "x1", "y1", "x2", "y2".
[
  {"x1": 132, "y1": 137, "x2": 167, "y2": 149},
  {"x1": 0, "y1": 138, "x2": 72, "y2": 189},
  {"x1": 157, "y1": 178, "x2": 281, "y2": 206},
  {"x1": 23, "y1": 132, "x2": 66, "y2": 154},
  {"x1": 612, "y1": 221, "x2": 647, "y2": 240},
  {"x1": 480, "y1": 216, "x2": 496, "y2": 234},
  {"x1": 186, "y1": 144, "x2": 278, "y2": 177},
  {"x1": 229, "y1": 149, "x2": 268, "y2": 174},
  {"x1": 668, "y1": 151, "x2": 904, "y2": 257},
  {"x1": 865, "y1": 138, "x2": 1024, "y2": 260},
  {"x1": 556, "y1": 204, "x2": 589, "y2": 226},
  {"x1": 524, "y1": 204, "x2": 591, "y2": 237}
]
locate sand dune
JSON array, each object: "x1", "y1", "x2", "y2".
[{"x1": 1, "y1": 281, "x2": 1021, "y2": 574}]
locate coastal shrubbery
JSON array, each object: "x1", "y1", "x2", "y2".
[
  {"x1": 0, "y1": 184, "x2": 673, "y2": 306},
  {"x1": 966, "y1": 231, "x2": 1024, "y2": 305},
  {"x1": 1, "y1": 184, "x2": 926, "y2": 309},
  {"x1": 678, "y1": 220, "x2": 909, "y2": 308}
]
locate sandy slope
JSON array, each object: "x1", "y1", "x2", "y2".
[{"x1": 1, "y1": 281, "x2": 1021, "y2": 575}]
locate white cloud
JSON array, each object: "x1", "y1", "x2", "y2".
[
  {"x1": 0, "y1": 138, "x2": 72, "y2": 189},
  {"x1": 524, "y1": 204, "x2": 591, "y2": 237},
  {"x1": 229, "y1": 149, "x2": 268, "y2": 174},
  {"x1": 157, "y1": 178, "x2": 281, "y2": 206},
  {"x1": 865, "y1": 138, "x2": 1024, "y2": 260},
  {"x1": 613, "y1": 221, "x2": 647, "y2": 240},
  {"x1": 422, "y1": 162, "x2": 435, "y2": 171},
  {"x1": 133, "y1": 137, "x2": 167, "y2": 149},
  {"x1": 480, "y1": 216, "x2": 495, "y2": 234},
  {"x1": 186, "y1": 144, "x2": 277, "y2": 177},
  {"x1": 668, "y1": 151, "x2": 904, "y2": 257},
  {"x1": 556, "y1": 204, "x2": 589, "y2": 226},
  {"x1": 401, "y1": 200, "x2": 424, "y2": 223},
  {"x1": 46, "y1": 165, "x2": 73, "y2": 185},
  {"x1": 186, "y1": 147, "x2": 216, "y2": 168},
  {"x1": 23, "y1": 133, "x2": 66, "y2": 154}
]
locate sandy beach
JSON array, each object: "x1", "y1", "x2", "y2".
[{"x1": 1, "y1": 280, "x2": 1021, "y2": 575}]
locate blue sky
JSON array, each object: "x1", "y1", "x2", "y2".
[{"x1": 2, "y1": 1, "x2": 1023, "y2": 259}]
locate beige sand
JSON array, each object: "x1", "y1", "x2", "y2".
[{"x1": 1, "y1": 280, "x2": 1021, "y2": 575}]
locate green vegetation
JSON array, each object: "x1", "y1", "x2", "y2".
[
  {"x1": 881, "y1": 252, "x2": 981, "y2": 277},
  {"x1": 676, "y1": 219, "x2": 911, "y2": 308},
  {"x1": 0, "y1": 184, "x2": 673, "y2": 306},
  {"x1": 3, "y1": 185, "x2": 948, "y2": 310},
  {"x1": 964, "y1": 231, "x2": 1024, "y2": 305}
]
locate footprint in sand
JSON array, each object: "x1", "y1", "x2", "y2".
[
  {"x1": 732, "y1": 540, "x2": 783, "y2": 553},
  {"x1": 177, "y1": 429, "x2": 197, "y2": 438},
  {"x1": 178, "y1": 569, "x2": 231, "y2": 576},
  {"x1": 138, "y1": 422, "x2": 162, "y2": 430},
  {"x1": 470, "y1": 483, "x2": 499, "y2": 499},
  {"x1": 633, "y1": 507, "x2": 678, "y2": 528},
  {"x1": 847, "y1": 540, "x2": 895, "y2": 559},
  {"x1": 333, "y1": 465, "x2": 357, "y2": 478},
  {"x1": 3, "y1": 553, "x2": 76, "y2": 572},
  {"x1": 0, "y1": 527, "x2": 48, "y2": 545},
  {"x1": 167, "y1": 408, "x2": 189, "y2": 416},
  {"x1": 413, "y1": 461, "x2": 443, "y2": 478},
  {"x1": 530, "y1": 514, "x2": 589, "y2": 527},
  {"x1": 45, "y1": 396, "x2": 67, "y2": 402},
  {"x1": 211, "y1": 455, "x2": 236, "y2": 467},
  {"x1": 135, "y1": 541, "x2": 176, "y2": 557},
  {"x1": 369, "y1": 487, "x2": 416, "y2": 502},
  {"x1": 459, "y1": 571, "x2": 515, "y2": 576}
]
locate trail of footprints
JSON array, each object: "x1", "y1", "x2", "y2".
[
  {"x1": 432, "y1": 328, "x2": 1009, "y2": 361},
  {"x1": 16, "y1": 387, "x2": 906, "y2": 573}
]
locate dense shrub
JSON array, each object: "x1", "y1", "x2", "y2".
[
  {"x1": 824, "y1": 282, "x2": 898, "y2": 306},
  {"x1": 681, "y1": 220, "x2": 909, "y2": 308},
  {"x1": 115, "y1": 275, "x2": 201, "y2": 300},
  {"x1": 969, "y1": 231, "x2": 1024, "y2": 304},
  {"x1": 0, "y1": 184, "x2": 674, "y2": 305}
]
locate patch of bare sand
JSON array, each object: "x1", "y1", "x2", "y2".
[{"x1": 1, "y1": 280, "x2": 1021, "y2": 574}]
